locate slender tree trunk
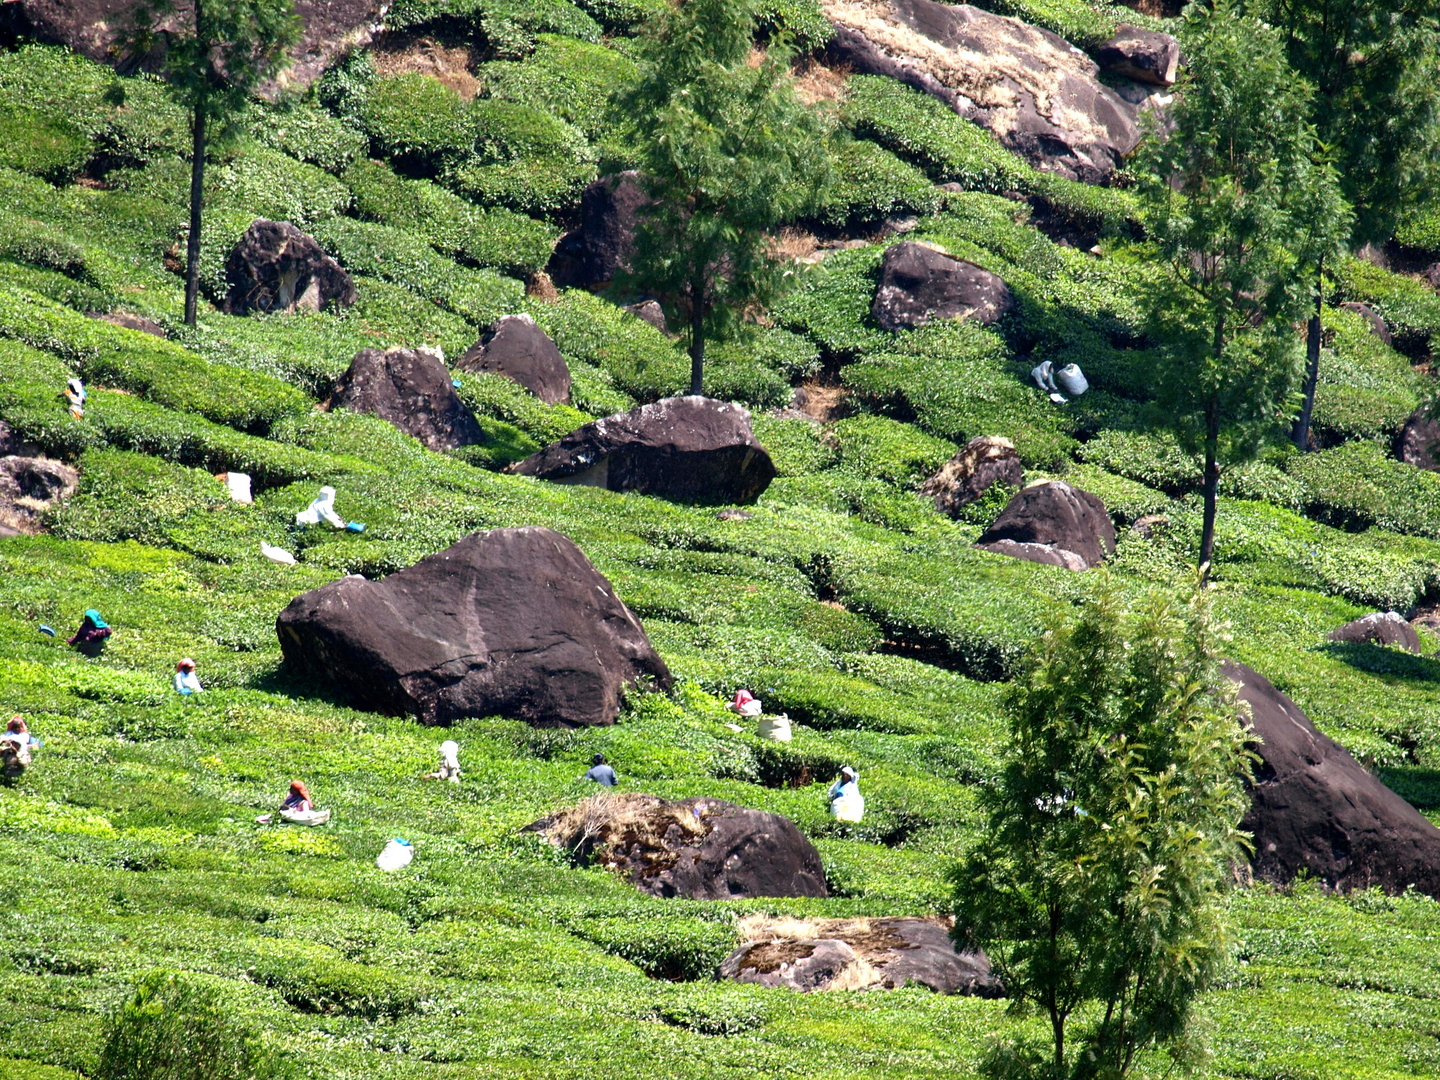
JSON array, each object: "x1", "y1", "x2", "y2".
[
  {"x1": 1199, "y1": 394, "x2": 1220, "y2": 579},
  {"x1": 1292, "y1": 257, "x2": 1324, "y2": 451},
  {"x1": 184, "y1": 94, "x2": 207, "y2": 327},
  {"x1": 688, "y1": 280, "x2": 704, "y2": 396},
  {"x1": 1049, "y1": 902, "x2": 1065, "y2": 1073}
]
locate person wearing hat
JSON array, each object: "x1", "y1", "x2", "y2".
[
  {"x1": 425, "y1": 740, "x2": 462, "y2": 783},
  {"x1": 582, "y1": 753, "x2": 618, "y2": 787},
  {"x1": 828, "y1": 766, "x2": 865, "y2": 823},
  {"x1": 67, "y1": 610, "x2": 112, "y2": 655},
  {"x1": 0, "y1": 716, "x2": 38, "y2": 779},
  {"x1": 64, "y1": 378, "x2": 86, "y2": 420},
  {"x1": 173, "y1": 658, "x2": 203, "y2": 695},
  {"x1": 731, "y1": 689, "x2": 763, "y2": 717},
  {"x1": 281, "y1": 781, "x2": 313, "y2": 813}
]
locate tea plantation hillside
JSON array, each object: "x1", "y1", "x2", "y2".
[{"x1": 6, "y1": 1, "x2": 1440, "y2": 1076}]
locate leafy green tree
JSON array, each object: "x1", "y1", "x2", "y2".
[
  {"x1": 1243, "y1": 0, "x2": 1440, "y2": 449},
  {"x1": 1135, "y1": 0, "x2": 1346, "y2": 574},
  {"x1": 99, "y1": 970, "x2": 280, "y2": 1080},
  {"x1": 953, "y1": 578, "x2": 1253, "y2": 1080},
  {"x1": 614, "y1": 0, "x2": 831, "y2": 395},
  {"x1": 130, "y1": 0, "x2": 302, "y2": 325}
]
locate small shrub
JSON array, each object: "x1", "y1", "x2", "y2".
[
  {"x1": 453, "y1": 370, "x2": 592, "y2": 444},
  {"x1": 831, "y1": 413, "x2": 957, "y2": 486},
  {"x1": 344, "y1": 158, "x2": 556, "y2": 274},
  {"x1": 247, "y1": 100, "x2": 369, "y2": 175},
  {"x1": 97, "y1": 970, "x2": 278, "y2": 1080},
  {"x1": 208, "y1": 145, "x2": 353, "y2": 227},
  {"x1": 1331, "y1": 256, "x2": 1440, "y2": 353},
  {"x1": 0, "y1": 105, "x2": 91, "y2": 182},
  {"x1": 480, "y1": 35, "x2": 638, "y2": 139},
  {"x1": 359, "y1": 73, "x2": 476, "y2": 173},
  {"x1": 813, "y1": 138, "x2": 940, "y2": 228}
]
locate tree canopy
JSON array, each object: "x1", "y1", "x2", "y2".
[{"x1": 614, "y1": 0, "x2": 831, "y2": 395}]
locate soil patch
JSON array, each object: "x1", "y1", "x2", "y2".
[{"x1": 371, "y1": 32, "x2": 482, "y2": 98}]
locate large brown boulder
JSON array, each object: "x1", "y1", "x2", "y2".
[
  {"x1": 0, "y1": 455, "x2": 77, "y2": 537},
  {"x1": 1399, "y1": 405, "x2": 1440, "y2": 470},
  {"x1": 1328, "y1": 612, "x2": 1423, "y2": 654},
  {"x1": 330, "y1": 346, "x2": 483, "y2": 453},
  {"x1": 1094, "y1": 25, "x2": 1180, "y2": 87},
  {"x1": 921, "y1": 436, "x2": 1022, "y2": 516},
  {"x1": 276, "y1": 527, "x2": 671, "y2": 727},
  {"x1": 976, "y1": 480, "x2": 1115, "y2": 569},
  {"x1": 507, "y1": 396, "x2": 776, "y2": 504},
  {"x1": 872, "y1": 242, "x2": 1014, "y2": 332},
  {"x1": 456, "y1": 314, "x2": 572, "y2": 405},
  {"x1": 8, "y1": 0, "x2": 385, "y2": 92},
  {"x1": 823, "y1": 0, "x2": 1142, "y2": 183},
  {"x1": 528, "y1": 792, "x2": 828, "y2": 900},
  {"x1": 720, "y1": 916, "x2": 1001, "y2": 995},
  {"x1": 1225, "y1": 661, "x2": 1440, "y2": 898},
  {"x1": 546, "y1": 171, "x2": 649, "y2": 288},
  {"x1": 224, "y1": 220, "x2": 355, "y2": 316}
]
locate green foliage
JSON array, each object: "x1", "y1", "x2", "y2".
[
  {"x1": 752, "y1": 0, "x2": 834, "y2": 52},
  {"x1": 247, "y1": 100, "x2": 369, "y2": 175},
  {"x1": 0, "y1": 285, "x2": 310, "y2": 434},
  {"x1": 1331, "y1": 256, "x2": 1440, "y2": 352},
  {"x1": 955, "y1": 579, "x2": 1252, "y2": 1079},
  {"x1": 208, "y1": 144, "x2": 353, "y2": 227},
  {"x1": 1135, "y1": 0, "x2": 1342, "y2": 570},
  {"x1": 452, "y1": 370, "x2": 592, "y2": 444},
  {"x1": 617, "y1": 0, "x2": 832, "y2": 393},
  {"x1": 344, "y1": 158, "x2": 557, "y2": 274},
  {"x1": 0, "y1": 105, "x2": 92, "y2": 183},
  {"x1": 1288, "y1": 439, "x2": 1440, "y2": 538},
  {"x1": 359, "y1": 73, "x2": 476, "y2": 171},
  {"x1": 830, "y1": 414, "x2": 956, "y2": 487},
  {"x1": 1253, "y1": 0, "x2": 1440, "y2": 247},
  {"x1": 813, "y1": 138, "x2": 940, "y2": 228},
  {"x1": 98, "y1": 970, "x2": 278, "y2": 1080},
  {"x1": 445, "y1": 100, "x2": 596, "y2": 215},
  {"x1": 386, "y1": 0, "x2": 602, "y2": 54},
  {"x1": 310, "y1": 217, "x2": 523, "y2": 327},
  {"x1": 527, "y1": 289, "x2": 689, "y2": 402},
  {"x1": 840, "y1": 75, "x2": 1135, "y2": 233},
  {"x1": 481, "y1": 35, "x2": 639, "y2": 139},
  {"x1": 967, "y1": 0, "x2": 1123, "y2": 50}
]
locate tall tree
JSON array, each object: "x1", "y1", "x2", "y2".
[
  {"x1": 614, "y1": 0, "x2": 830, "y2": 396},
  {"x1": 130, "y1": 0, "x2": 301, "y2": 326},
  {"x1": 953, "y1": 577, "x2": 1253, "y2": 1080},
  {"x1": 1244, "y1": 0, "x2": 1440, "y2": 448},
  {"x1": 1135, "y1": 0, "x2": 1346, "y2": 576}
]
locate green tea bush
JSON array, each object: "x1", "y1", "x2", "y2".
[
  {"x1": 968, "y1": 0, "x2": 1123, "y2": 48},
  {"x1": 842, "y1": 76, "x2": 1136, "y2": 232},
  {"x1": 562, "y1": 915, "x2": 737, "y2": 981},
  {"x1": 98, "y1": 970, "x2": 278, "y2": 1080},
  {"x1": 51, "y1": 450, "x2": 228, "y2": 547},
  {"x1": 1311, "y1": 305, "x2": 1422, "y2": 444},
  {"x1": 444, "y1": 100, "x2": 596, "y2": 216},
  {"x1": 389, "y1": 0, "x2": 603, "y2": 53},
  {"x1": 1395, "y1": 202, "x2": 1440, "y2": 254},
  {"x1": 247, "y1": 940, "x2": 435, "y2": 1017},
  {"x1": 1331, "y1": 256, "x2": 1440, "y2": 353},
  {"x1": 358, "y1": 73, "x2": 477, "y2": 173},
  {"x1": 453, "y1": 370, "x2": 592, "y2": 444},
  {"x1": 0, "y1": 286, "x2": 310, "y2": 434},
  {"x1": 310, "y1": 217, "x2": 523, "y2": 326},
  {"x1": 0, "y1": 260, "x2": 116, "y2": 315},
  {"x1": 830, "y1": 414, "x2": 957, "y2": 486},
  {"x1": 750, "y1": 415, "x2": 839, "y2": 476},
  {"x1": 316, "y1": 49, "x2": 377, "y2": 126},
  {"x1": 344, "y1": 158, "x2": 556, "y2": 274},
  {"x1": 0, "y1": 45, "x2": 190, "y2": 170},
  {"x1": 696, "y1": 336, "x2": 793, "y2": 409},
  {"x1": 480, "y1": 35, "x2": 638, "y2": 139},
  {"x1": 0, "y1": 338, "x2": 100, "y2": 457},
  {"x1": 813, "y1": 139, "x2": 940, "y2": 228},
  {"x1": 0, "y1": 105, "x2": 91, "y2": 182},
  {"x1": 772, "y1": 244, "x2": 890, "y2": 358},
  {"x1": 567, "y1": 360, "x2": 635, "y2": 417},
  {"x1": 571, "y1": 0, "x2": 667, "y2": 31},
  {"x1": 528, "y1": 289, "x2": 689, "y2": 401},
  {"x1": 753, "y1": 0, "x2": 834, "y2": 51},
  {"x1": 844, "y1": 321, "x2": 1075, "y2": 468},
  {"x1": 1288, "y1": 440, "x2": 1440, "y2": 538},
  {"x1": 247, "y1": 100, "x2": 369, "y2": 175},
  {"x1": 347, "y1": 276, "x2": 479, "y2": 360},
  {"x1": 208, "y1": 145, "x2": 353, "y2": 227}
]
